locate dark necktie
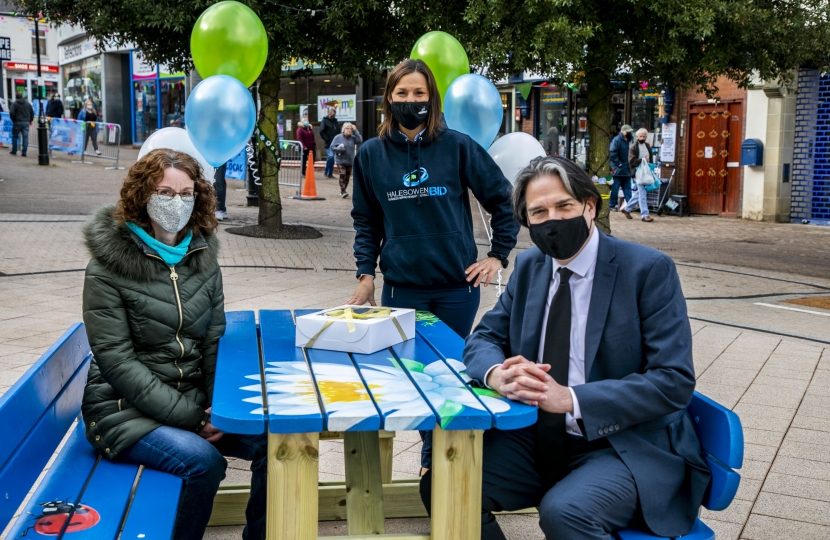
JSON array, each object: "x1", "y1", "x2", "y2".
[{"x1": 535, "y1": 266, "x2": 574, "y2": 486}]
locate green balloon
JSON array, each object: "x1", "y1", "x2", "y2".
[
  {"x1": 191, "y1": 1, "x2": 268, "y2": 88},
  {"x1": 410, "y1": 32, "x2": 470, "y2": 110}
]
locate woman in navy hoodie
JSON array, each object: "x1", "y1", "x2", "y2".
[{"x1": 347, "y1": 58, "x2": 519, "y2": 341}]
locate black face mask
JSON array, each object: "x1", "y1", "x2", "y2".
[
  {"x1": 528, "y1": 208, "x2": 591, "y2": 261},
  {"x1": 390, "y1": 101, "x2": 430, "y2": 130}
]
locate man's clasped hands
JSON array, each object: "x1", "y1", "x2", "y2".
[{"x1": 486, "y1": 356, "x2": 574, "y2": 415}]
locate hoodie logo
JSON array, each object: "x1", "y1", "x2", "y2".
[{"x1": 403, "y1": 168, "x2": 429, "y2": 187}]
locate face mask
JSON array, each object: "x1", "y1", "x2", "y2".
[
  {"x1": 390, "y1": 101, "x2": 429, "y2": 130},
  {"x1": 147, "y1": 194, "x2": 194, "y2": 233},
  {"x1": 528, "y1": 207, "x2": 591, "y2": 261}
]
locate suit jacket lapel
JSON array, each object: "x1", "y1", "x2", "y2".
[
  {"x1": 584, "y1": 234, "x2": 618, "y2": 379},
  {"x1": 521, "y1": 257, "x2": 552, "y2": 361}
]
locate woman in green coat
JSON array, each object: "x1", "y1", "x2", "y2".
[{"x1": 81, "y1": 149, "x2": 265, "y2": 540}]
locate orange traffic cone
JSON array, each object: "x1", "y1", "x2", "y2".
[{"x1": 295, "y1": 151, "x2": 325, "y2": 200}]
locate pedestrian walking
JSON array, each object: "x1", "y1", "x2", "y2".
[
  {"x1": 296, "y1": 120, "x2": 317, "y2": 178},
  {"x1": 628, "y1": 128, "x2": 655, "y2": 222},
  {"x1": 347, "y1": 59, "x2": 520, "y2": 471},
  {"x1": 214, "y1": 163, "x2": 227, "y2": 221},
  {"x1": 81, "y1": 149, "x2": 266, "y2": 540},
  {"x1": 329, "y1": 122, "x2": 362, "y2": 198},
  {"x1": 319, "y1": 107, "x2": 339, "y2": 178},
  {"x1": 8, "y1": 92, "x2": 34, "y2": 157},
  {"x1": 78, "y1": 101, "x2": 101, "y2": 155},
  {"x1": 608, "y1": 124, "x2": 633, "y2": 216},
  {"x1": 45, "y1": 93, "x2": 64, "y2": 119}
]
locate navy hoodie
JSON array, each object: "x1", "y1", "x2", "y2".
[{"x1": 352, "y1": 127, "x2": 520, "y2": 288}]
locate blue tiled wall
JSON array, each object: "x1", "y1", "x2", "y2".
[{"x1": 792, "y1": 69, "x2": 830, "y2": 224}]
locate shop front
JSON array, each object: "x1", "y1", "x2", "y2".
[
  {"x1": 130, "y1": 51, "x2": 187, "y2": 143},
  {"x1": 4, "y1": 61, "x2": 60, "y2": 107}
]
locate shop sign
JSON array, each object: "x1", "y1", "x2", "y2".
[
  {"x1": 283, "y1": 58, "x2": 323, "y2": 71},
  {"x1": 540, "y1": 89, "x2": 565, "y2": 104},
  {"x1": 4, "y1": 62, "x2": 59, "y2": 73},
  {"x1": 317, "y1": 94, "x2": 356, "y2": 122},
  {"x1": 131, "y1": 51, "x2": 156, "y2": 80},
  {"x1": 59, "y1": 38, "x2": 97, "y2": 64},
  {"x1": 0, "y1": 37, "x2": 10, "y2": 61}
]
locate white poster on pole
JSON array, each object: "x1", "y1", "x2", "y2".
[
  {"x1": 660, "y1": 123, "x2": 677, "y2": 163},
  {"x1": 317, "y1": 95, "x2": 356, "y2": 122}
]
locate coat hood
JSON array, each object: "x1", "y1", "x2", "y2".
[{"x1": 83, "y1": 206, "x2": 219, "y2": 282}]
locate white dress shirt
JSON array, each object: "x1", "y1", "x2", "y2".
[{"x1": 484, "y1": 224, "x2": 599, "y2": 436}]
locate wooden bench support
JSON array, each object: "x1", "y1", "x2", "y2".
[
  {"x1": 344, "y1": 431, "x2": 386, "y2": 535},
  {"x1": 267, "y1": 432, "x2": 320, "y2": 540},
  {"x1": 321, "y1": 430, "x2": 395, "y2": 484},
  {"x1": 430, "y1": 428, "x2": 484, "y2": 540}
]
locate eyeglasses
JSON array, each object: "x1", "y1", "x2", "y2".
[{"x1": 155, "y1": 188, "x2": 196, "y2": 201}]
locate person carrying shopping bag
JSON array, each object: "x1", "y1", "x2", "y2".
[{"x1": 625, "y1": 128, "x2": 655, "y2": 222}]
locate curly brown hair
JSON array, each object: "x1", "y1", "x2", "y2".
[{"x1": 114, "y1": 149, "x2": 218, "y2": 234}]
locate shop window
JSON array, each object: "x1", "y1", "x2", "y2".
[
  {"x1": 133, "y1": 81, "x2": 158, "y2": 143},
  {"x1": 62, "y1": 56, "x2": 103, "y2": 120},
  {"x1": 537, "y1": 88, "x2": 567, "y2": 156},
  {"x1": 160, "y1": 79, "x2": 185, "y2": 129},
  {"x1": 31, "y1": 29, "x2": 46, "y2": 56}
]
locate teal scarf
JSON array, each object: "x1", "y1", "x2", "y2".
[{"x1": 126, "y1": 222, "x2": 193, "y2": 266}]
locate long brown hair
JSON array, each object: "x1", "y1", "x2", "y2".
[
  {"x1": 114, "y1": 149, "x2": 218, "y2": 234},
  {"x1": 378, "y1": 59, "x2": 444, "y2": 140}
]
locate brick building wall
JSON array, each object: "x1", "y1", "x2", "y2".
[
  {"x1": 519, "y1": 90, "x2": 535, "y2": 137},
  {"x1": 670, "y1": 78, "x2": 747, "y2": 197},
  {"x1": 791, "y1": 69, "x2": 830, "y2": 224}
]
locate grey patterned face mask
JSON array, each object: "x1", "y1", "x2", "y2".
[{"x1": 147, "y1": 194, "x2": 194, "y2": 233}]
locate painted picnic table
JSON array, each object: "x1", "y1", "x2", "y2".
[{"x1": 211, "y1": 309, "x2": 537, "y2": 540}]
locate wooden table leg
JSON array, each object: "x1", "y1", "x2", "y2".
[
  {"x1": 267, "y1": 432, "x2": 319, "y2": 540},
  {"x1": 343, "y1": 431, "x2": 386, "y2": 535},
  {"x1": 430, "y1": 428, "x2": 484, "y2": 540},
  {"x1": 379, "y1": 431, "x2": 394, "y2": 484}
]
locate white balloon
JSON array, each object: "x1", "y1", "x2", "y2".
[
  {"x1": 488, "y1": 132, "x2": 547, "y2": 186},
  {"x1": 137, "y1": 127, "x2": 216, "y2": 182}
]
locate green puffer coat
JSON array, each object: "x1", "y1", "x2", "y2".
[{"x1": 81, "y1": 206, "x2": 225, "y2": 460}]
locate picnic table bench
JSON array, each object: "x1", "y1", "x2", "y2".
[{"x1": 0, "y1": 312, "x2": 744, "y2": 540}]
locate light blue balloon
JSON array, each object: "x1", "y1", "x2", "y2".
[
  {"x1": 443, "y1": 74, "x2": 503, "y2": 149},
  {"x1": 185, "y1": 75, "x2": 256, "y2": 167}
]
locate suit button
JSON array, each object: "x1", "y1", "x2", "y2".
[
  {"x1": 597, "y1": 428, "x2": 603, "y2": 435},
  {"x1": 614, "y1": 424, "x2": 620, "y2": 430}
]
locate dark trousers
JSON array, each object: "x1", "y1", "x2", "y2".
[
  {"x1": 120, "y1": 426, "x2": 267, "y2": 540},
  {"x1": 84, "y1": 127, "x2": 99, "y2": 153},
  {"x1": 214, "y1": 163, "x2": 227, "y2": 212},
  {"x1": 381, "y1": 282, "x2": 481, "y2": 468},
  {"x1": 337, "y1": 164, "x2": 352, "y2": 192},
  {"x1": 11, "y1": 123, "x2": 28, "y2": 155},
  {"x1": 609, "y1": 175, "x2": 632, "y2": 208},
  {"x1": 421, "y1": 426, "x2": 639, "y2": 540},
  {"x1": 301, "y1": 148, "x2": 314, "y2": 177}
]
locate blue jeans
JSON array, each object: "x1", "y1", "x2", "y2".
[
  {"x1": 381, "y1": 282, "x2": 482, "y2": 469},
  {"x1": 628, "y1": 183, "x2": 650, "y2": 218},
  {"x1": 324, "y1": 147, "x2": 335, "y2": 177},
  {"x1": 11, "y1": 123, "x2": 28, "y2": 155},
  {"x1": 609, "y1": 175, "x2": 632, "y2": 209},
  {"x1": 119, "y1": 426, "x2": 267, "y2": 540},
  {"x1": 420, "y1": 426, "x2": 639, "y2": 540}
]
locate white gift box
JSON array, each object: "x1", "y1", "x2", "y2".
[{"x1": 295, "y1": 306, "x2": 416, "y2": 355}]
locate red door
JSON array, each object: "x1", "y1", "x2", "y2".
[{"x1": 687, "y1": 103, "x2": 743, "y2": 215}]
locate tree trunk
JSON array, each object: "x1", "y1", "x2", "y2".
[
  {"x1": 585, "y1": 68, "x2": 613, "y2": 235},
  {"x1": 257, "y1": 65, "x2": 283, "y2": 229}
]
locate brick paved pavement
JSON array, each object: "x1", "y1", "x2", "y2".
[{"x1": 1, "y1": 150, "x2": 830, "y2": 538}]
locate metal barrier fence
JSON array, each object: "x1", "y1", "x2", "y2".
[
  {"x1": 277, "y1": 139, "x2": 304, "y2": 195},
  {"x1": 24, "y1": 119, "x2": 124, "y2": 169}
]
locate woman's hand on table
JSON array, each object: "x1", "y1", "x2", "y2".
[
  {"x1": 345, "y1": 275, "x2": 376, "y2": 306},
  {"x1": 466, "y1": 256, "x2": 503, "y2": 288},
  {"x1": 199, "y1": 407, "x2": 224, "y2": 443}
]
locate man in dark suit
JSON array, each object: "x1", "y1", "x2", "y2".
[{"x1": 420, "y1": 156, "x2": 710, "y2": 540}]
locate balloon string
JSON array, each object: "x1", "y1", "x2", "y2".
[
  {"x1": 247, "y1": 140, "x2": 261, "y2": 186},
  {"x1": 476, "y1": 201, "x2": 503, "y2": 297}
]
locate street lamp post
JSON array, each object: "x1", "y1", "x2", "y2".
[{"x1": 34, "y1": 16, "x2": 48, "y2": 166}]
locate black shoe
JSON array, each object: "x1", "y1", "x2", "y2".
[
  {"x1": 340, "y1": 191, "x2": 349, "y2": 198},
  {"x1": 21, "y1": 154, "x2": 26, "y2": 157},
  {"x1": 9, "y1": 151, "x2": 16, "y2": 155}
]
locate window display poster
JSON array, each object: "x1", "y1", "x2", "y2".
[
  {"x1": 660, "y1": 123, "x2": 676, "y2": 163},
  {"x1": 317, "y1": 94, "x2": 356, "y2": 122}
]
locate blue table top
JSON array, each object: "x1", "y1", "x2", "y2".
[{"x1": 213, "y1": 310, "x2": 536, "y2": 435}]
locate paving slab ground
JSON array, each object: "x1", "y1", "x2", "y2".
[{"x1": 1, "y1": 150, "x2": 829, "y2": 538}]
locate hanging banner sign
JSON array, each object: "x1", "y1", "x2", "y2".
[
  {"x1": 48, "y1": 118, "x2": 85, "y2": 155},
  {"x1": 660, "y1": 123, "x2": 677, "y2": 163},
  {"x1": 0, "y1": 113, "x2": 12, "y2": 145},
  {"x1": 225, "y1": 147, "x2": 248, "y2": 180},
  {"x1": 316, "y1": 94, "x2": 356, "y2": 121}
]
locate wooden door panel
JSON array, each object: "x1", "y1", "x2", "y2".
[{"x1": 688, "y1": 107, "x2": 729, "y2": 215}]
